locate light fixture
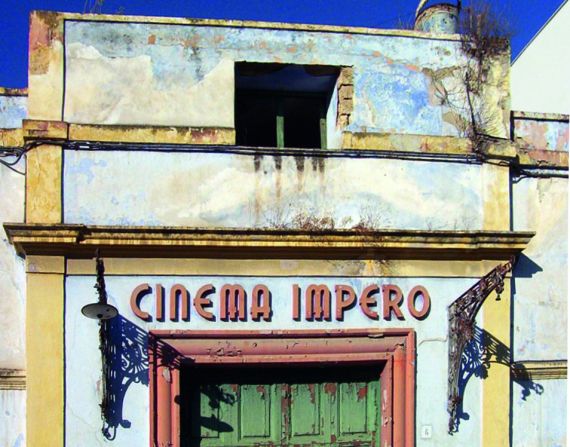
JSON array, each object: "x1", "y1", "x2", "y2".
[{"x1": 81, "y1": 250, "x2": 118, "y2": 320}]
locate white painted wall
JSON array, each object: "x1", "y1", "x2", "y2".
[
  {"x1": 0, "y1": 390, "x2": 25, "y2": 447},
  {"x1": 0, "y1": 158, "x2": 26, "y2": 447},
  {"x1": 63, "y1": 150, "x2": 485, "y2": 231},
  {"x1": 511, "y1": 1, "x2": 570, "y2": 114},
  {"x1": 512, "y1": 176, "x2": 568, "y2": 360},
  {"x1": 512, "y1": 379, "x2": 567, "y2": 447},
  {"x1": 0, "y1": 159, "x2": 26, "y2": 369}
]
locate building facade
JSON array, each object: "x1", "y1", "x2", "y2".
[{"x1": 0, "y1": 5, "x2": 567, "y2": 446}]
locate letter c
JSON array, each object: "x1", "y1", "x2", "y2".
[{"x1": 130, "y1": 283, "x2": 152, "y2": 321}]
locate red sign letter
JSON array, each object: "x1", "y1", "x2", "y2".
[
  {"x1": 305, "y1": 284, "x2": 331, "y2": 320},
  {"x1": 220, "y1": 284, "x2": 247, "y2": 321},
  {"x1": 292, "y1": 284, "x2": 301, "y2": 320},
  {"x1": 335, "y1": 285, "x2": 356, "y2": 321},
  {"x1": 360, "y1": 284, "x2": 379, "y2": 320},
  {"x1": 170, "y1": 284, "x2": 190, "y2": 321},
  {"x1": 194, "y1": 284, "x2": 215, "y2": 321},
  {"x1": 407, "y1": 286, "x2": 431, "y2": 320},
  {"x1": 251, "y1": 284, "x2": 271, "y2": 321},
  {"x1": 382, "y1": 284, "x2": 404, "y2": 320},
  {"x1": 130, "y1": 283, "x2": 152, "y2": 321},
  {"x1": 156, "y1": 284, "x2": 165, "y2": 321}
]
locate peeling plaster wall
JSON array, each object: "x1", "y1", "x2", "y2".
[
  {"x1": 512, "y1": 379, "x2": 566, "y2": 447},
  {"x1": 63, "y1": 20, "x2": 509, "y2": 138},
  {"x1": 513, "y1": 116, "x2": 569, "y2": 152},
  {"x1": 512, "y1": 176, "x2": 567, "y2": 360},
  {"x1": 0, "y1": 93, "x2": 27, "y2": 447},
  {"x1": 0, "y1": 158, "x2": 26, "y2": 369},
  {"x1": 65, "y1": 274, "x2": 482, "y2": 447},
  {"x1": 0, "y1": 96, "x2": 27, "y2": 129},
  {"x1": 0, "y1": 390, "x2": 25, "y2": 447},
  {"x1": 63, "y1": 149, "x2": 484, "y2": 230}
]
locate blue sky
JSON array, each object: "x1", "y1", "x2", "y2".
[{"x1": 0, "y1": 0, "x2": 565, "y2": 88}]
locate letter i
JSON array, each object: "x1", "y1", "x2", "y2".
[{"x1": 292, "y1": 284, "x2": 301, "y2": 320}]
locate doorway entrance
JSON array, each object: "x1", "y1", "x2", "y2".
[
  {"x1": 149, "y1": 329, "x2": 415, "y2": 447},
  {"x1": 180, "y1": 365, "x2": 382, "y2": 446}
]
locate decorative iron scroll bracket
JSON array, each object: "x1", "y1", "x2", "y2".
[{"x1": 447, "y1": 257, "x2": 514, "y2": 433}]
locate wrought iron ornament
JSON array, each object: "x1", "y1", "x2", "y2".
[{"x1": 447, "y1": 257, "x2": 514, "y2": 433}]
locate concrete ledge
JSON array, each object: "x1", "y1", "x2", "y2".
[
  {"x1": 342, "y1": 132, "x2": 472, "y2": 154},
  {"x1": 47, "y1": 10, "x2": 462, "y2": 41},
  {"x1": 516, "y1": 149, "x2": 569, "y2": 168},
  {"x1": 0, "y1": 87, "x2": 28, "y2": 96},
  {"x1": 512, "y1": 111, "x2": 569, "y2": 122},
  {"x1": 4, "y1": 223, "x2": 534, "y2": 261},
  {"x1": 511, "y1": 360, "x2": 567, "y2": 380},
  {"x1": 0, "y1": 369, "x2": 26, "y2": 390},
  {"x1": 69, "y1": 123, "x2": 236, "y2": 145},
  {"x1": 0, "y1": 128, "x2": 24, "y2": 147},
  {"x1": 23, "y1": 119, "x2": 68, "y2": 140}
]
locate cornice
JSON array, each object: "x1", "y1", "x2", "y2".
[
  {"x1": 0, "y1": 369, "x2": 26, "y2": 390},
  {"x1": 4, "y1": 223, "x2": 534, "y2": 260},
  {"x1": 511, "y1": 360, "x2": 567, "y2": 380}
]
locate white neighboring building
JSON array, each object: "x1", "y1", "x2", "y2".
[{"x1": 511, "y1": 0, "x2": 569, "y2": 114}]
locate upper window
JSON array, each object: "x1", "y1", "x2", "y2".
[{"x1": 235, "y1": 63, "x2": 340, "y2": 149}]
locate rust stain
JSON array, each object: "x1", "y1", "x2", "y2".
[
  {"x1": 372, "y1": 51, "x2": 381, "y2": 57},
  {"x1": 258, "y1": 41, "x2": 268, "y2": 49},
  {"x1": 256, "y1": 384, "x2": 267, "y2": 398},
  {"x1": 324, "y1": 382, "x2": 337, "y2": 395},
  {"x1": 522, "y1": 122, "x2": 549, "y2": 150},
  {"x1": 281, "y1": 384, "x2": 290, "y2": 435},
  {"x1": 213, "y1": 35, "x2": 225, "y2": 44},
  {"x1": 555, "y1": 127, "x2": 568, "y2": 151},
  {"x1": 274, "y1": 155, "x2": 283, "y2": 170},
  {"x1": 318, "y1": 157, "x2": 325, "y2": 173},
  {"x1": 274, "y1": 155, "x2": 282, "y2": 200},
  {"x1": 182, "y1": 34, "x2": 200, "y2": 49},
  {"x1": 311, "y1": 157, "x2": 319, "y2": 171},
  {"x1": 254, "y1": 154, "x2": 262, "y2": 172},
  {"x1": 190, "y1": 127, "x2": 220, "y2": 144},
  {"x1": 30, "y1": 11, "x2": 62, "y2": 53},
  {"x1": 308, "y1": 383, "x2": 316, "y2": 404},
  {"x1": 230, "y1": 384, "x2": 238, "y2": 393},
  {"x1": 286, "y1": 46, "x2": 297, "y2": 53},
  {"x1": 405, "y1": 63, "x2": 420, "y2": 72},
  {"x1": 29, "y1": 46, "x2": 52, "y2": 76},
  {"x1": 148, "y1": 34, "x2": 156, "y2": 44},
  {"x1": 331, "y1": 434, "x2": 337, "y2": 443},
  {"x1": 294, "y1": 156, "x2": 305, "y2": 173},
  {"x1": 357, "y1": 385, "x2": 368, "y2": 401}
]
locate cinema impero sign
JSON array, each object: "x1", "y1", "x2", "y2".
[{"x1": 129, "y1": 281, "x2": 431, "y2": 323}]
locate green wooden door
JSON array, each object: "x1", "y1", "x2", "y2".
[{"x1": 181, "y1": 366, "x2": 381, "y2": 447}]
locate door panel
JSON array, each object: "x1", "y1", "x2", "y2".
[
  {"x1": 181, "y1": 365, "x2": 381, "y2": 447},
  {"x1": 290, "y1": 383, "x2": 323, "y2": 437}
]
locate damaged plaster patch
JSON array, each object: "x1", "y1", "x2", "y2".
[{"x1": 64, "y1": 43, "x2": 234, "y2": 127}]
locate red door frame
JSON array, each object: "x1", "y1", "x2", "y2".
[{"x1": 149, "y1": 328, "x2": 416, "y2": 447}]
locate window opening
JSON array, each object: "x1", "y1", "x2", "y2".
[{"x1": 235, "y1": 63, "x2": 339, "y2": 149}]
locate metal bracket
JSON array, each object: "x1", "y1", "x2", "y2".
[{"x1": 447, "y1": 257, "x2": 514, "y2": 433}]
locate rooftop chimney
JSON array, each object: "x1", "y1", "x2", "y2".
[{"x1": 414, "y1": 1, "x2": 460, "y2": 34}]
